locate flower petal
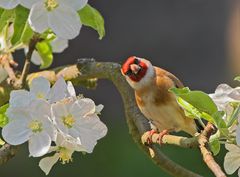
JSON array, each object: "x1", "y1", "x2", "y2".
[
  {"x1": 73, "y1": 115, "x2": 107, "y2": 152},
  {"x1": 29, "y1": 132, "x2": 51, "y2": 157},
  {"x1": 224, "y1": 144, "x2": 240, "y2": 174},
  {"x1": 67, "y1": 81, "x2": 76, "y2": 97},
  {"x1": 95, "y1": 104, "x2": 104, "y2": 114},
  {"x1": 70, "y1": 98, "x2": 96, "y2": 117},
  {"x1": 236, "y1": 126, "x2": 240, "y2": 146},
  {"x1": 0, "y1": 0, "x2": 19, "y2": 9},
  {"x1": 20, "y1": 0, "x2": 38, "y2": 9},
  {"x1": 29, "y1": 2, "x2": 49, "y2": 33},
  {"x1": 9, "y1": 90, "x2": 30, "y2": 107},
  {"x1": 2, "y1": 120, "x2": 31, "y2": 145},
  {"x1": 51, "y1": 38, "x2": 68, "y2": 53},
  {"x1": 30, "y1": 77, "x2": 51, "y2": 100},
  {"x1": 31, "y1": 50, "x2": 42, "y2": 65},
  {"x1": 58, "y1": 0, "x2": 88, "y2": 11},
  {"x1": 48, "y1": 4, "x2": 81, "y2": 39},
  {"x1": 49, "y1": 77, "x2": 68, "y2": 103},
  {"x1": 39, "y1": 153, "x2": 59, "y2": 175}
]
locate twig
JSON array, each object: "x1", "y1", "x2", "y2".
[
  {"x1": 141, "y1": 132, "x2": 199, "y2": 148},
  {"x1": 0, "y1": 144, "x2": 19, "y2": 165},
  {"x1": 14, "y1": 35, "x2": 40, "y2": 88},
  {"x1": 198, "y1": 123, "x2": 226, "y2": 177},
  {"x1": 0, "y1": 54, "x2": 17, "y2": 83}
]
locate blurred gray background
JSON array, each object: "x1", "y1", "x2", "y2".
[{"x1": 2, "y1": 0, "x2": 238, "y2": 176}]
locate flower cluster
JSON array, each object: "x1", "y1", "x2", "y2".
[
  {"x1": 0, "y1": 0, "x2": 87, "y2": 39},
  {"x1": 210, "y1": 84, "x2": 240, "y2": 176},
  {"x1": 2, "y1": 77, "x2": 107, "y2": 175}
]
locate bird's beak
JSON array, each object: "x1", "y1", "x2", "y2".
[{"x1": 130, "y1": 64, "x2": 141, "y2": 74}]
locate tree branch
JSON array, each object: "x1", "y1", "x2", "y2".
[
  {"x1": 198, "y1": 123, "x2": 226, "y2": 177},
  {"x1": 0, "y1": 59, "x2": 226, "y2": 177}
]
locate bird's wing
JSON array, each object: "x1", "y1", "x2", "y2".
[
  {"x1": 154, "y1": 66, "x2": 184, "y2": 88},
  {"x1": 165, "y1": 71, "x2": 184, "y2": 88}
]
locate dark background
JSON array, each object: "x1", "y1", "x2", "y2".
[{"x1": 1, "y1": 0, "x2": 237, "y2": 176}]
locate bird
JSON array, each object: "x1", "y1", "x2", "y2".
[{"x1": 121, "y1": 56, "x2": 197, "y2": 144}]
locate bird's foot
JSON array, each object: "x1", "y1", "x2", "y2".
[
  {"x1": 156, "y1": 129, "x2": 170, "y2": 145},
  {"x1": 142, "y1": 129, "x2": 158, "y2": 145}
]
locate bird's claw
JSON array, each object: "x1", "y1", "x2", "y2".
[
  {"x1": 156, "y1": 129, "x2": 169, "y2": 145},
  {"x1": 141, "y1": 129, "x2": 158, "y2": 145}
]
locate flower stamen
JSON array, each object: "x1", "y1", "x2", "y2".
[
  {"x1": 58, "y1": 147, "x2": 73, "y2": 164},
  {"x1": 29, "y1": 120, "x2": 43, "y2": 133},
  {"x1": 44, "y1": 0, "x2": 59, "y2": 11},
  {"x1": 62, "y1": 114, "x2": 75, "y2": 128}
]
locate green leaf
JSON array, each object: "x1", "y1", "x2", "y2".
[
  {"x1": 36, "y1": 41, "x2": 53, "y2": 69},
  {"x1": 0, "y1": 103, "x2": 9, "y2": 128},
  {"x1": 0, "y1": 138, "x2": 5, "y2": 146},
  {"x1": 0, "y1": 9, "x2": 15, "y2": 32},
  {"x1": 0, "y1": 8, "x2": 4, "y2": 17},
  {"x1": 212, "y1": 111, "x2": 228, "y2": 136},
  {"x1": 227, "y1": 104, "x2": 240, "y2": 127},
  {"x1": 78, "y1": 4, "x2": 105, "y2": 39},
  {"x1": 20, "y1": 23, "x2": 33, "y2": 44},
  {"x1": 170, "y1": 87, "x2": 218, "y2": 115},
  {"x1": 11, "y1": 5, "x2": 31, "y2": 46},
  {"x1": 176, "y1": 97, "x2": 202, "y2": 118},
  {"x1": 234, "y1": 76, "x2": 240, "y2": 82},
  {"x1": 210, "y1": 139, "x2": 220, "y2": 156}
]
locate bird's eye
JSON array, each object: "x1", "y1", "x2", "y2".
[
  {"x1": 134, "y1": 58, "x2": 139, "y2": 65},
  {"x1": 125, "y1": 69, "x2": 132, "y2": 76}
]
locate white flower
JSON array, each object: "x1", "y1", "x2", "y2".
[
  {"x1": 224, "y1": 144, "x2": 240, "y2": 176},
  {"x1": 209, "y1": 84, "x2": 240, "y2": 111},
  {"x1": 2, "y1": 99, "x2": 57, "y2": 157},
  {"x1": 31, "y1": 37, "x2": 68, "y2": 66},
  {"x1": 39, "y1": 132, "x2": 87, "y2": 175},
  {"x1": 52, "y1": 97, "x2": 108, "y2": 153},
  {"x1": 28, "y1": 0, "x2": 88, "y2": 39},
  {"x1": 8, "y1": 76, "x2": 74, "y2": 109},
  {"x1": 0, "y1": 0, "x2": 38, "y2": 9}
]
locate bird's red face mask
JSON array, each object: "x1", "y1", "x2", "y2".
[{"x1": 121, "y1": 56, "x2": 148, "y2": 82}]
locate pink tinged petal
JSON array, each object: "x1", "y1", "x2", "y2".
[
  {"x1": 20, "y1": 0, "x2": 39, "y2": 9},
  {"x1": 31, "y1": 50, "x2": 42, "y2": 65},
  {"x1": 58, "y1": 0, "x2": 88, "y2": 11},
  {"x1": 0, "y1": 0, "x2": 19, "y2": 9},
  {"x1": 2, "y1": 120, "x2": 31, "y2": 145},
  {"x1": 49, "y1": 77, "x2": 68, "y2": 103},
  {"x1": 51, "y1": 38, "x2": 68, "y2": 53},
  {"x1": 28, "y1": 2, "x2": 49, "y2": 33},
  {"x1": 39, "y1": 153, "x2": 59, "y2": 175},
  {"x1": 30, "y1": 77, "x2": 51, "y2": 99},
  {"x1": 29, "y1": 132, "x2": 51, "y2": 157},
  {"x1": 224, "y1": 148, "x2": 240, "y2": 174},
  {"x1": 71, "y1": 98, "x2": 96, "y2": 117},
  {"x1": 9, "y1": 90, "x2": 30, "y2": 107},
  {"x1": 48, "y1": 5, "x2": 81, "y2": 39}
]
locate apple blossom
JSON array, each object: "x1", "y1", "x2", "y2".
[{"x1": 2, "y1": 99, "x2": 57, "y2": 157}]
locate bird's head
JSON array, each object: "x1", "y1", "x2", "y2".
[{"x1": 121, "y1": 56, "x2": 155, "y2": 90}]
